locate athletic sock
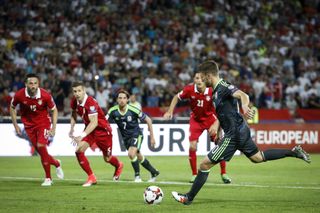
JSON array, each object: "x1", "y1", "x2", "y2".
[
  {"x1": 131, "y1": 156, "x2": 140, "y2": 177},
  {"x1": 189, "y1": 149, "x2": 197, "y2": 175},
  {"x1": 187, "y1": 170, "x2": 210, "y2": 201},
  {"x1": 140, "y1": 156, "x2": 157, "y2": 174},
  {"x1": 37, "y1": 146, "x2": 52, "y2": 179},
  {"x1": 219, "y1": 160, "x2": 226, "y2": 175},
  {"x1": 108, "y1": 156, "x2": 120, "y2": 168},
  {"x1": 76, "y1": 152, "x2": 93, "y2": 176},
  {"x1": 263, "y1": 149, "x2": 296, "y2": 161}
]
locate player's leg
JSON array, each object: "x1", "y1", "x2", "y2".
[
  {"x1": 172, "y1": 135, "x2": 237, "y2": 205},
  {"x1": 97, "y1": 133, "x2": 123, "y2": 181},
  {"x1": 240, "y1": 125, "x2": 311, "y2": 164},
  {"x1": 28, "y1": 127, "x2": 61, "y2": 186},
  {"x1": 189, "y1": 140, "x2": 198, "y2": 183},
  {"x1": 249, "y1": 146, "x2": 311, "y2": 163},
  {"x1": 128, "y1": 146, "x2": 141, "y2": 182},
  {"x1": 137, "y1": 151, "x2": 160, "y2": 182},
  {"x1": 188, "y1": 117, "x2": 203, "y2": 182},
  {"x1": 75, "y1": 140, "x2": 96, "y2": 186},
  {"x1": 172, "y1": 156, "x2": 216, "y2": 205}
]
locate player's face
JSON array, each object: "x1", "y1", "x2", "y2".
[
  {"x1": 202, "y1": 73, "x2": 214, "y2": 87},
  {"x1": 72, "y1": 86, "x2": 85, "y2": 102},
  {"x1": 26, "y1": 77, "x2": 39, "y2": 97},
  {"x1": 194, "y1": 73, "x2": 206, "y2": 90},
  {"x1": 117, "y1": 93, "x2": 128, "y2": 107}
]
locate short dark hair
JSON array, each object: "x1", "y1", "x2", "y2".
[
  {"x1": 25, "y1": 73, "x2": 40, "y2": 83},
  {"x1": 117, "y1": 89, "x2": 130, "y2": 99},
  {"x1": 197, "y1": 60, "x2": 220, "y2": 76},
  {"x1": 72, "y1": 81, "x2": 85, "y2": 88}
]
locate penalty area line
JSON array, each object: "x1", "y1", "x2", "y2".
[{"x1": 0, "y1": 176, "x2": 319, "y2": 190}]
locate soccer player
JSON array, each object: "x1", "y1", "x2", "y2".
[
  {"x1": 69, "y1": 81, "x2": 123, "y2": 187},
  {"x1": 10, "y1": 73, "x2": 64, "y2": 186},
  {"x1": 172, "y1": 60, "x2": 311, "y2": 205},
  {"x1": 107, "y1": 90, "x2": 159, "y2": 182},
  {"x1": 164, "y1": 72, "x2": 231, "y2": 184}
]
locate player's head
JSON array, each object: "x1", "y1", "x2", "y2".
[
  {"x1": 193, "y1": 71, "x2": 206, "y2": 91},
  {"x1": 25, "y1": 73, "x2": 40, "y2": 97},
  {"x1": 72, "y1": 81, "x2": 86, "y2": 102},
  {"x1": 197, "y1": 60, "x2": 220, "y2": 87},
  {"x1": 117, "y1": 89, "x2": 130, "y2": 107}
]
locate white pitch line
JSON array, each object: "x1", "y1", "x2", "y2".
[{"x1": 0, "y1": 176, "x2": 319, "y2": 190}]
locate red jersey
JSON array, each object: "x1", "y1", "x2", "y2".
[
  {"x1": 11, "y1": 88, "x2": 55, "y2": 128},
  {"x1": 70, "y1": 94, "x2": 112, "y2": 133},
  {"x1": 178, "y1": 84, "x2": 216, "y2": 122}
]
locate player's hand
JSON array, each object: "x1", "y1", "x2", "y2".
[
  {"x1": 48, "y1": 128, "x2": 56, "y2": 137},
  {"x1": 69, "y1": 130, "x2": 74, "y2": 139},
  {"x1": 163, "y1": 112, "x2": 173, "y2": 120},
  {"x1": 243, "y1": 105, "x2": 255, "y2": 120},
  {"x1": 15, "y1": 125, "x2": 22, "y2": 136},
  {"x1": 150, "y1": 136, "x2": 156, "y2": 148},
  {"x1": 73, "y1": 136, "x2": 82, "y2": 144}
]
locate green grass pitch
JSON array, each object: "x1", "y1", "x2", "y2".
[{"x1": 0, "y1": 155, "x2": 319, "y2": 213}]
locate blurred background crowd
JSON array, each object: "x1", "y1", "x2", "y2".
[{"x1": 0, "y1": 0, "x2": 320, "y2": 118}]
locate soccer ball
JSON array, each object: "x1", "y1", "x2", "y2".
[{"x1": 143, "y1": 186, "x2": 164, "y2": 205}]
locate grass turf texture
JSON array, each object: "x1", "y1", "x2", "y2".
[{"x1": 0, "y1": 155, "x2": 319, "y2": 213}]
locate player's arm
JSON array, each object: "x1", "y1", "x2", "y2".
[
  {"x1": 48, "y1": 107, "x2": 58, "y2": 137},
  {"x1": 232, "y1": 90, "x2": 255, "y2": 120},
  {"x1": 145, "y1": 115, "x2": 156, "y2": 148},
  {"x1": 69, "y1": 110, "x2": 77, "y2": 138},
  {"x1": 163, "y1": 94, "x2": 179, "y2": 120},
  {"x1": 9, "y1": 104, "x2": 22, "y2": 136}
]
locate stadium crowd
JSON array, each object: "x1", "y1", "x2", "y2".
[{"x1": 0, "y1": 0, "x2": 320, "y2": 118}]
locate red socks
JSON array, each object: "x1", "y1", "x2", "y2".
[
  {"x1": 220, "y1": 160, "x2": 226, "y2": 174},
  {"x1": 76, "y1": 152, "x2": 93, "y2": 176},
  {"x1": 37, "y1": 146, "x2": 59, "y2": 179},
  {"x1": 108, "y1": 156, "x2": 121, "y2": 168},
  {"x1": 189, "y1": 149, "x2": 197, "y2": 175}
]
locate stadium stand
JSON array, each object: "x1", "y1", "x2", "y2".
[{"x1": 0, "y1": 0, "x2": 319, "y2": 121}]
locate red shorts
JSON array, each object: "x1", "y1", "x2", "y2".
[
  {"x1": 25, "y1": 125, "x2": 51, "y2": 147},
  {"x1": 83, "y1": 129, "x2": 113, "y2": 157},
  {"x1": 189, "y1": 114, "x2": 217, "y2": 142}
]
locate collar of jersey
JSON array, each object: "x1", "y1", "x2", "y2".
[
  {"x1": 118, "y1": 104, "x2": 128, "y2": 115},
  {"x1": 25, "y1": 88, "x2": 41, "y2": 99},
  {"x1": 78, "y1": 93, "x2": 88, "y2": 106},
  {"x1": 213, "y1": 79, "x2": 223, "y2": 91}
]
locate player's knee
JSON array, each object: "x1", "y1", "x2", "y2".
[{"x1": 249, "y1": 153, "x2": 264, "y2": 163}]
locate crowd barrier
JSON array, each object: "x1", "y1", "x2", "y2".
[{"x1": 0, "y1": 123, "x2": 319, "y2": 156}]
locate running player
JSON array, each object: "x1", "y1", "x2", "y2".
[
  {"x1": 10, "y1": 73, "x2": 64, "y2": 186},
  {"x1": 107, "y1": 90, "x2": 159, "y2": 182},
  {"x1": 69, "y1": 81, "x2": 123, "y2": 187}
]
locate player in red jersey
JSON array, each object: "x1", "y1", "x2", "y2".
[
  {"x1": 164, "y1": 72, "x2": 231, "y2": 183},
  {"x1": 10, "y1": 73, "x2": 64, "y2": 186},
  {"x1": 69, "y1": 81, "x2": 123, "y2": 187}
]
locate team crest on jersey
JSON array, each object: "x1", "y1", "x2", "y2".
[
  {"x1": 206, "y1": 96, "x2": 211, "y2": 101},
  {"x1": 214, "y1": 92, "x2": 218, "y2": 99},
  {"x1": 228, "y1": 85, "x2": 235, "y2": 90},
  {"x1": 89, "y1": 106, "x2": 97, "y2": 113},
  {"x1": 127, "y1": 116, "x2": 132, "y2": 122},
  {"x1": 38, "y1": 99, "x2": 42, "y2": 105}
]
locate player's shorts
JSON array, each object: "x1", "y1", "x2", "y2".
[
  {"x1": 189, "y1": 114, "x2": 217, "y2": 142},
  {"x1": 207, "y1": 123, "x2": 259, "y2": 163},
  {"x1": 123, "y1": 134, "x2": 143, "y2": 150},
  {"x1": 83, "y1": 129, "x2": 113, "y2": 157},
  {"x1": 25, "y1": 125, "x2": 51, "y2": 147}
]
